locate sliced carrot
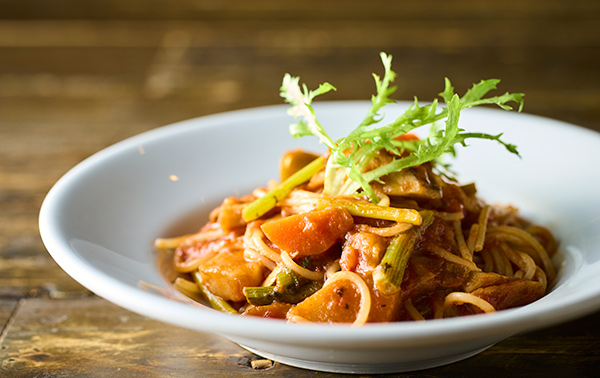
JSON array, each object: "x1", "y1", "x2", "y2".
[{"x1": 261, "y1": 207, "x2": 353, "y2": 258}]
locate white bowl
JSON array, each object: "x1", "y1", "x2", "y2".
[{"x1": 39, "y1": 102, "x2": 600, "y2": 374}]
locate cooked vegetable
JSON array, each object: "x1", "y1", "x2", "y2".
[
  {"x1": 286, "y1": 271, "x2": 372, "y2": 326},
  {"x1": 243, "y1": 268, "x2": 322, "y2": 306},
  {"x1": 278, "y1": 189, "x2": 422, "y2": 224},
  {"x1": 196, "y1": 250, "x2": 264, "y2": 302},
  {"x1": 261, "y1": 206, "x2": 354, "y2": 258},
  {"x1": 241, "y1": 155, "x2": 325, "y2": 222},
  {"x1": 321, "y1": 197, "x2": 421, "y2": 224},
  {"x1": 280, "y1": 149, "x2": 321, "y2": 181},
  {"x1": 189, "y1": 272, "x2": 238, "y2": 314},
  {"x1": 373, "y1": 211, "x2": 435, "y2": 295}
]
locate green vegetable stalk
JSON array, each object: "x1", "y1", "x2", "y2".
[
  {"x1": 243, "y1": 268, "x2": 321, "y2": 306},
  {"x1": 318, "y1": 197, "x2": 422, "y2": 225},
  {"x1": 243, "y1": 281, "x2": 322, "y2": 306},
  {"x1": 274, "y1": 267, "x2": 300, "y2": 293},
  {"x1": 373, "y1": 211, "x2": 435, "y2": 295},
  {"x1": 243, "y1": 286, "x2": 278, "y2": 306},
  {"x1": 241, "y1": 156, "x2": 325, "y2": 222}
]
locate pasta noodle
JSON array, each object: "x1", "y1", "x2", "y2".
[
  {"x1": 353, "y1": 222, "x2": 413, "y2": 237},
  {"x1": 444, "y1": 292, "x2": 496, "y2": 314},
  {"x1": 453, "y1": 221, "x2": 471, "y2": 260},
  {"x1": 475, "y1": 205, "x2": 491, "y2": 252},
  {"x1": 427, "y1": 243, "x2": 480, "y2": 271},
  {"x1": 486, "y1": 225, "x2": 556, "y2": 281},
  {"x1": 404, "y1": 300, "x2": 426, "y2": 321},
  {"x1": 243, "y1": 223, "x2": 282, "y2": 264}
]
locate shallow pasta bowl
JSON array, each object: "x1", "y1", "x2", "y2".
[{"x1": 39, "y1": 102, "x2": 600, "y2": 374}]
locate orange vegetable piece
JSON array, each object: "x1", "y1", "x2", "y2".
[
  {"x1": 197, "y1": 250, "x2": 264, "y2": 302},
  {"x1": 340, "y1": 246, "x2": 358, "y2": 271},
  {"x1": 261, "y1": 207, "x2": 354, "y2": 258},
  {"x1": 286, "y1": 277, "x2": 362, "y2": 324},
  {"x1": 279, "y1": 149, "x2": 321, "y2": 181}
]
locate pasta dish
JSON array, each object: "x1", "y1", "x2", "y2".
[{"x1": 155, "y1": 53, "x2": 557, "y2": 326}]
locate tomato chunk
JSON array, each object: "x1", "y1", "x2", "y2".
[{"x1": 261, "y1": 207, "x2": 354, "y2": 258}]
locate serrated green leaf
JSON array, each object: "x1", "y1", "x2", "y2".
[{"x1": 280, "y1": 53, "x2": 523, "y2": 203}]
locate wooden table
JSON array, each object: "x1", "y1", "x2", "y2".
[{"x1": 1, "y1": 1, "x2": 599, "y2": 376}]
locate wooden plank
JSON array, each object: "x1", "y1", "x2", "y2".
[
  {"x1": 0, "y1": 45, "x2": 597, "y2": 126},
  {"x1": 0, "y1": 257, "x2": 89, "y2": 299},
  {"x1": 0, "y1": 299, "x2": 18, "y2": 332},
  {"x1": 0, "y1": 18, "x2": 598, "y2": 48},
  {"x1": 1, "y1": 296, "x2": 598, "y2": 377},
  {"x1": 0, "y1": 0, "x2": 598, "y2": 20},
  {"x1": 0, "y1": 296, "x2": 293, "y2": 377},
  {"x1": 429, "y1": 311, "x2": 600, "y2": 377},
  {"x1": 0, "y1": 16, "x2": 596, "y2": 130}
]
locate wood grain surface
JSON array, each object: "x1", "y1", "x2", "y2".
[{"x1": 1, "y1": 1, "x2": 599, "y2": 376}]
